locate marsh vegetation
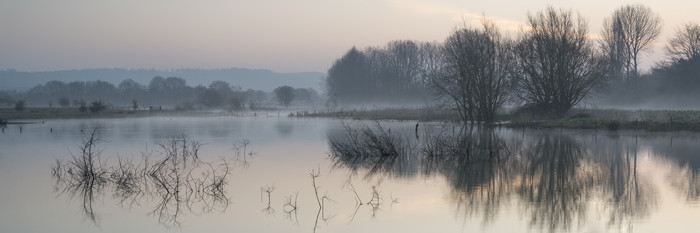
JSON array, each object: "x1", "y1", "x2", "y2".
[{"x1": 51, "y1": 129, "x2": 232, "y2": 227}]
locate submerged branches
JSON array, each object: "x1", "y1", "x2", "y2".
[
  {"x1": 51, "y1": 127, "x2": 108, "y2": 224},
  {"x1": 232, "y1": 138, "x2": 254, "y2": 167},
  {"x1": 261, "y1": 184, "x2": 276, "y2": 215},
  {"x1": 329, "y1": 122, "x2": 417, "y2": 178},
  {"x1": 144, "y1": 137, "x2": 230, "y2": 227},
  {"x1": 310, "y1": 168, "x2": 322, "y2": 208},
  {"x1": 282, "y1": 191, "x2": 299, "y2": 223},
  {"x1": 110, "y1": 155, "x2": 146, "y2": 207},
  {"x1": 154, "y1": 134, "x2": 202, "y2": 170},
  {"x1": 51, "y1": 133, "x2": 233, "y2": 227}
]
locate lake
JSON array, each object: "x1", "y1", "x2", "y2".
[{"x1": 1, "y1": 115, "x2": 699, "y2": 233}]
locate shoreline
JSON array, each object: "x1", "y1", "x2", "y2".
[
  {"x1": 0, "y1": 107, "x2": 249, "y2": 122},
  {"x1": 295, "y1": 107, "x2": 700, "y2": 132},
  {"x1": 3, "y1": 107, "x2": 700, "y2": 132}
]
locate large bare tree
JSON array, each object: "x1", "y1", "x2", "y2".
[
  {"x1": 436, "y1": 18, "x2": 514, "y2": 123},
  {"x1": 665, "y1": 23, "x2": 700, "y2": 63},
  {"x1": 515, "y1": 7, "x2": 607, "y2": 119},
  {"x1": 601, "y1": 4, "x2": 663, "y2": 79}
]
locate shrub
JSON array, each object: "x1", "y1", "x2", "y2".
[
  {"x1": 14, "y1": 100, "x2": 25, "y2": 112},
  {"x1": 89, "y1": 100, "x2": 106, "y2": 113},
  {"x1": 605, "y1": 120, "x2": 621, "y2": 131}
]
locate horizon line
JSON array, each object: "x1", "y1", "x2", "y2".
[{"x1": 1, "y1": 67, "x2": 327, "y2": 74}]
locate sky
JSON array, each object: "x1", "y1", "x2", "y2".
[{"x1": 1, "y1": 0, "x2": 699, "y2": 73}]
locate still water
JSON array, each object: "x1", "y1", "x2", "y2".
[{"x1": 1, "y1": 115, "x2": 699, "y2": 233}]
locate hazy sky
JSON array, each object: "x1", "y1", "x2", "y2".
[{"x1": 1, "y1": 0, "x2": 699, "y2": 73}]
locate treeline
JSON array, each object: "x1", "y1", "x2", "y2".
[
  {"x1": 600, "y1": 57, "x2": 700, "y2": 109},
  {"x1": 326, "y1": 40, "x2": 443, "y2": 104},
  {"x1": 327, "y1": 4, "x2": 700, "y2": 120},
  {"x1": 0, "y1": 76, "x2": 322, "y2": 111}
]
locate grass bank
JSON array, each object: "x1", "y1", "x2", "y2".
[
  {"x1": 295, "y1": 106, "x2": 458, "y2": 122},
  {"x1": 0, "y1": 107, "x2": 208, "y2": 122},
  {"x1": 298, "y1": 107, "x2": 700, "y2": 132},
  {"x1": 0, "y1": 106, "x2": 286, "y2": 123},
  {"x1": 516, "y1": 109, "x2": 700, "y2": 131}
]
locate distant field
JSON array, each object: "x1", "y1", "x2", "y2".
[{"x1": 0, "y1": 107, "x2": 152, "y2": 120}]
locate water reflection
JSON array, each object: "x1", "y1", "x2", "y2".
[
  {"x1": 328, "y1": 124, "x2": 666, "y2": 232},
  {"x1": 516, "y1": 134, "x2": 595, "y2": 232},
  {"x1": 589, "y1": 135, "x2": 657, "y2": 229},
  {"x1": 650, "y1": 136, "x2": 700, "y2": 201},
  {"x1": 51, "y1": 131, "x2": 232, "y2": 227},
  {"x1": 423, "y1": 128, "x2": 517, "y2": 225},
  {"x1": 275, "y1": 120, "x2": 294, "y2": 137}
]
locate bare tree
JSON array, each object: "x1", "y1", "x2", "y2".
[
  {"x1": 665, "y1": 23, "x2": 700, "y2": 63},
  {"x1": 515, "y1": 7, "x2": 608, "y2": 119},
  {"x1": 436, "y1": 18, "x2": 514, "y2": 123},
  {"x1": 418, "y1": 41, "x2": 446, "y2": 88},
  {"x1": 600, "y1": 16, "x2": 627, "y2": 80},
  {"x1": 601, "y1": 4, "x2": 663, "y2": 79},
  {"x1": 383, "y1": 40, "x2": 422, "y2": 97}
]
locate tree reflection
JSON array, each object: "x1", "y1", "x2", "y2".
[
  {"x1": 422, "y1": 127, "x2": 516, "y2": 225},
  {"x1": 589, "y1": 135, "x2": 657, "y2": 229},
  {"x1": 651, "y1": 137, "x2": 700, "y2": 201},
  {"x1": 516, "y1": 134, "x2": 595, "y2": 232},
  {"x1": 51, "y1": 132, "x2": 232, "y2": 227},
  {"x1": 328, "y1": 123, "x2": 661, "y2": 232}
]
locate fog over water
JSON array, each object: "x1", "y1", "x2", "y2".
[{"x1": 3, "y1": 1, "x2": 700, "y2": 233}]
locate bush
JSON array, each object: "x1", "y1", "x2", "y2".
[
  {"x1": 89, "y1": 100, "x2": 106, "y2": 113},
  {"x1": 605, "y1": 120, "x2": 621, "y2": 131},
  {"x1": 14, "y1": 100, "x2": 25, "y2": 112},
  {"x1": 58, "y1": 97, "x2": 70, "y2": 107}
]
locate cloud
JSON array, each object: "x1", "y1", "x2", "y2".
[{"x1": 388, "y1": 0, "x2": 526, "y2": 32}]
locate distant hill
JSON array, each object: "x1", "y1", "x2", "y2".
[{"x1": 0, "y1": 68, "x2": 326, "y2": 92}]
